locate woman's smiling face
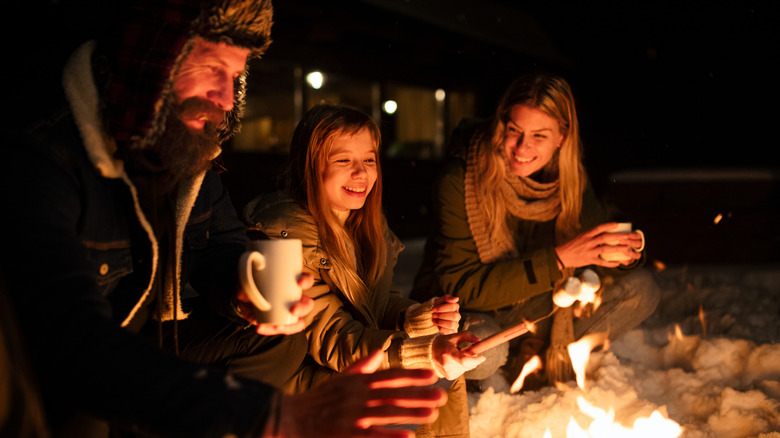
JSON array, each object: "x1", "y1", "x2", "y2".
[
  {"x1": 503, "y1": 104, "x2": 564, "y2": 178},
  {"x1": 321, "y1": 128, "x2": 378, "y2": 215}
]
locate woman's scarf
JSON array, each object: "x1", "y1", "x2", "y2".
[{"x1": 464, "y1": 143, "x2": 561, "y2": 264}]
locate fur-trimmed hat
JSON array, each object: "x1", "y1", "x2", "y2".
[{"x1": 100, "y1": 0, "x2": 273, "y2": 149}]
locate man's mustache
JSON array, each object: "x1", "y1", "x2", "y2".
[{"x1": 176, "y1": 98, "x2": 227, "y2": 125}]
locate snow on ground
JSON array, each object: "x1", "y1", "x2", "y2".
[{"x1": 466, "y1": 264, "x2": 780, "y2": 438}]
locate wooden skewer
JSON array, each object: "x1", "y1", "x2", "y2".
[{"x1": 462, "y1": 320, "x2": 535, "y2": 355}]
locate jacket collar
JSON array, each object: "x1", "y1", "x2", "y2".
[
  {"x1": 62, "y1": 40, "x2": 205, "y2": 326},
  {"x1": 63, "y1": 41, "x2": 125, "y2": 179}
]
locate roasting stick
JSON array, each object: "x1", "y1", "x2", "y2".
[
  {"x1": 462, "y1": 307, "x2": 558, "y2": 355},
  {"x1": 462, "y1": 321, "x2": 534, "y2": 354}
]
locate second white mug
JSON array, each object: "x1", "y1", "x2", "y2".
[{"x1": 600, "y1": 222, "x2": 645, "y2": 262}]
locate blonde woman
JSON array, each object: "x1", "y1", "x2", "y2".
[
  {"x1": 411, "y1": 73, "x2": 660, "y2": 384},
  {"x1": 243, "y1": 104, "x2": 484, "y2": 437}
]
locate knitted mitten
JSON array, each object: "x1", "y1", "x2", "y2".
[
  {"x1": 404, "y1": 298, "x2": 440, "y2": 338},
  {"x1": 399, "y1": 334, "x2": 445, "y2": 378}
]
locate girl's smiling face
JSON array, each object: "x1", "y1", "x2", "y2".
[
  {"x1": 321, "y1": 128, "x2": 378, "y2": 216},
  {"x1": 503, "y1": 104, "x2": 564, "y2": 178}
]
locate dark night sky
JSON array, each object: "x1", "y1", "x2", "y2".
[
  {"x1": 259, "y1": 0, "x2": 780, "y2": 177},
  {"x1": 524, "y1": 1, "x2": 779, "y2": 173}
]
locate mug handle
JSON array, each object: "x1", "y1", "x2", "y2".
[
  {"x1": 634, "y1": 230, "x2": 646, "y2": 253},
  {"x1": 238, "y1": 251, "x2": 272, "y2": 311}
]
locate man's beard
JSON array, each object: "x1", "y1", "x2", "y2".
[{"x1": 150, "y1": 97, "x2": 226, "y2": 178}]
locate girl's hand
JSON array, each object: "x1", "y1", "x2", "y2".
[
  {"x1": 431, "y1": 332, "x2": 485, "y2": 380},
  {"x1": 555, "y1": 222, "x2": 643, "y2": 269},
  {"x1": 431, "y1": 295, "x2": 461, "y2": 335}
]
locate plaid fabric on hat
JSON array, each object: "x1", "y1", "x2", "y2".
[
  {"x1": 104, "y1": 0, "x2": 201, "y2": 145},
  {"x1": 102, "y1": 0, "x2": 273, "y2": 147}
]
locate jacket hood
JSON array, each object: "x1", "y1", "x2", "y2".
[
  {"x1": 100, "y1": 0, "x2": 273, "y2": 149},
  {"x1": 242, "y1": 191, "x2": 406, "y2": 291},
  {"x1": 242, "y1": 191, "x2": 407, "y2": 330},
  {"x1": 242, "y1": 191, "x2": 327, "y2": 273}
]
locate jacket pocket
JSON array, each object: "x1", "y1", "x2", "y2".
[
  {"x1": 82, "y1": 240, "x2": 134, "y2": 288},
  {"x1": 184, "y1": 209, "x2": 212, "y2": 250}
]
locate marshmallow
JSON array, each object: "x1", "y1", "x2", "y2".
[
  {"x1": 552, "y1": 269, "x2": 602, "y2": 308},
  {"x1": 553, "y1": 277, "x2": 581, "y2": 307}
]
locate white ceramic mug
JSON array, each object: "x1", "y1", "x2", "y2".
[
  {"x1": 238, "y1": 239, "x2": 303, "y2": 325},
  {"x1": 600, "y1": 222, "x2": 645, "y2": 262}
]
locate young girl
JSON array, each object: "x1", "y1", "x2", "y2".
[
  {"x1": 242, "y1": 104, "x2": 484, "y2": 437},
  {"x1": 411, "y1": 73, "x2": 660, "y2": 385}
]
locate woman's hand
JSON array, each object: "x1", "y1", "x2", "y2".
[
  {"x1": 431, "y1": 295, "x2": 461, "y2": 335},
  {"x1": 555, "y1": 222, "x2": 643, "y2": 269},
  {"x1": 236, "y1": 272, "x2": 315, "y2": 335},
  {"x1": 431, "y1": 332, "x2": 485, "y2": 380}
]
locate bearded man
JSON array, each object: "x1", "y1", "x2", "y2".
[{"x1": 0, "y1": 1, "x2": 445, "y2": 437}]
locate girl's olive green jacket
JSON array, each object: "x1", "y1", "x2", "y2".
[{"x1": 243, "y1": 191, "x2": 417, "y2": 375}]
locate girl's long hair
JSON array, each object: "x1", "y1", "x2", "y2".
[
  {"x1": 285, "y1": 104, "x2": 386, "y2": 291},
  {"x1": 472, "y1": 73, "x2": 587, "y2": 244}
]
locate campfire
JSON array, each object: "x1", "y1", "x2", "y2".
[
  {"x1": 505, "y1": 328, "x2": 683, "y2": 437},
  {"x1": 501, "y1": 269, "x2": 683, "y2": 437},
  {"x1": 469, "y1": 264, "x2": 780, "y2": 438},
  {"x1": 559, "y1": 396, "x2": 683, "y2": 437}
]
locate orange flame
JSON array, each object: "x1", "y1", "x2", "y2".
[
  {"x1": 569, "y1": 396, "x2": 683, "y2": 437},
  {"x1": 526, "y1": 320, "x2": 537, "y2": 335},
  {"x1": 673, "y1": 324, "x2": 683, "y2": 341},
  {"x1": 699, "y1": 305, "x2": 707, "y2": 336},
  {"x1": 567, "y1": 332, "x2": 609, "y2": 391},
  {"x1": 510, "y1": 355, "x2": 542, "y2": 393}
]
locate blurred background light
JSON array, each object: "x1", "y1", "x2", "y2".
[
  {"x1": 383, "y1": 100, "x2": 398, "y2": 114},
  {"x1": 306, "y1": 71, "x2": 324, "y2": 89}
]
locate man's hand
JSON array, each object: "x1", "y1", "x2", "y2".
[
  {"x1": 236, "y1": 272, "x2": 315, "y2": 335},
  {"x1": 275, "y1": 350, "x2": 447, "y2": 437}
]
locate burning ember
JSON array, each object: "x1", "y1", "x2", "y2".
[
  {"x1": 713, "y1": 212, "x2": 732, "y2": 225},
  {"x1": 699, "y1": 305, "x2": 707, "y2": 336}
]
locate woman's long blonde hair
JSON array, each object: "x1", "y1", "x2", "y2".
[
  {"x1": 285, "y1": 105, "x2": 386, "y2": 292},
  {"x1": 472, "y1": 73, "x2": 587, "y2": 244}
]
